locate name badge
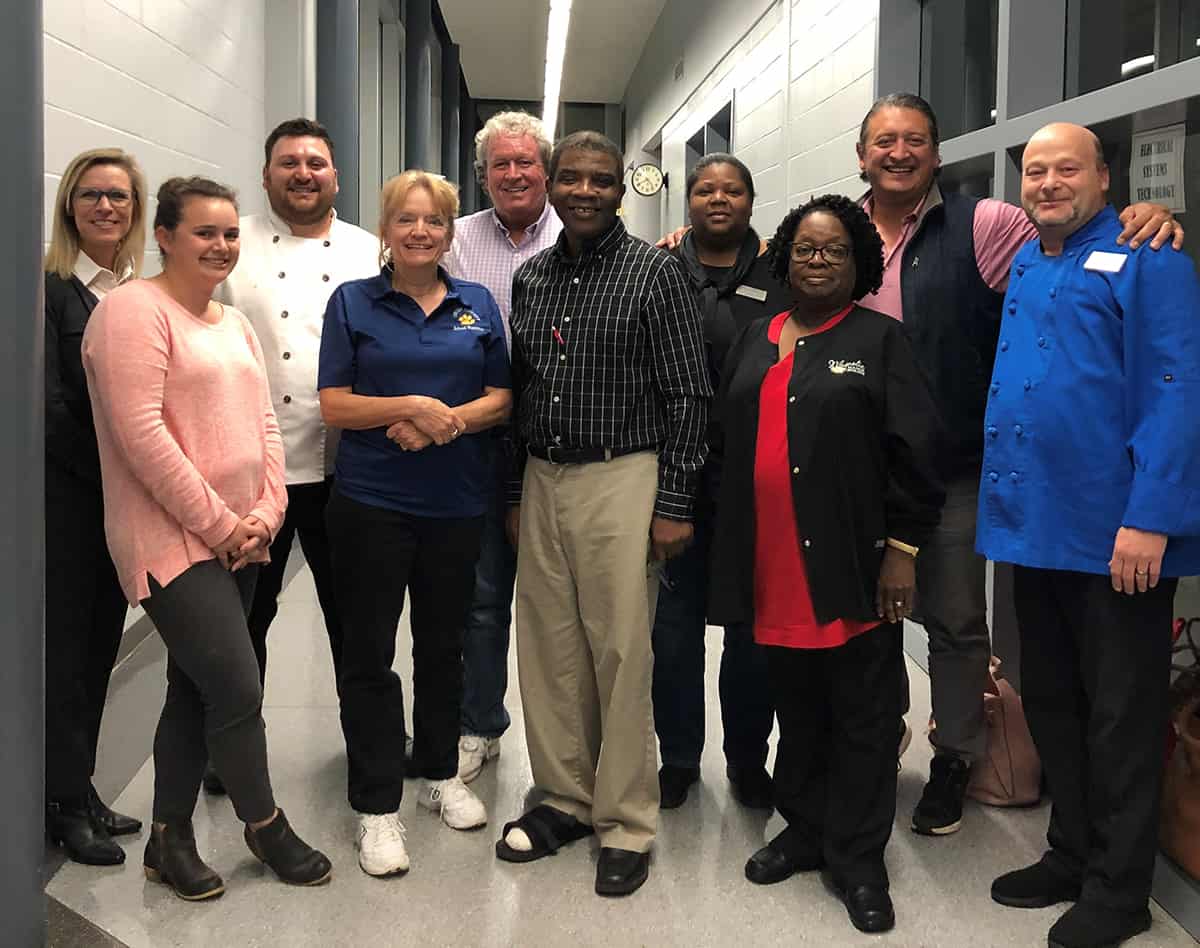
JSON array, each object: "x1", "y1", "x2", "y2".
[
  {"x1": 1083, "y1": 251, "x2": 1128, "y2": 273},
  {"x1": 734, "y1": 284, "x2": 769, "y2": 302}
]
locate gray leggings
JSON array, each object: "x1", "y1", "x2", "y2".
[{"x1": 142, "y1": 559, "x2": 275, "y2": 824}]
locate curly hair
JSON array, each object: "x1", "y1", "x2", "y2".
[{"x1": 765, "y1": 194, "x2": 885, "y2": 301}]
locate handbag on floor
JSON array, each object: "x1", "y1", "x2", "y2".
[{"x1": 966, "y1": 657, "x2": 1042, "y2": 807}]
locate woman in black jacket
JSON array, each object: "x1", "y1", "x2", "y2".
[
  {"x1": 44, "y1": 148, "x2": 147, "y2": 865},
  {"x1": 709, "y1": 195, "x2": 944, "y2": 934}
]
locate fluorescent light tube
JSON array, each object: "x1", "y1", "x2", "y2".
[{"x1": 542, "y1": 0, "x2": 572, "y2": 140}]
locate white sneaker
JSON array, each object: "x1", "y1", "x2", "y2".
[
  {"x1": 356, "y1": 811, "x2": 409, "y2": 876},
  {"x1": 457, "y1": 735, "x2": 501, "y2": 783},
  {"x1": 418, "y1": 776, "x2": 488, "y2": 830}
]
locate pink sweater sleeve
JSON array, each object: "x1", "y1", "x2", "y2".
[
  {"x1": 242, "y1": 316, "x2": 288, "y2": 538},
  {"x1": 85, "y1": 300, "x2": 240, "y2": 548}
]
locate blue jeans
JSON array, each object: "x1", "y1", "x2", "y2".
[
  {"x1": 460, "y1": 482, "x2": 516, "y2": 738},
  {"x1": 651, "y1": 512, "x2": 774, "y2": 771}
]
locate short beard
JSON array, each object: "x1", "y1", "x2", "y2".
[{"x1": 269, "y1": 190, "x2": 334, "y2": 227}]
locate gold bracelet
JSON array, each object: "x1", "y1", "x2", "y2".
[{"x1": 886, "y1": 537, "x2": 919, "y2": 557}]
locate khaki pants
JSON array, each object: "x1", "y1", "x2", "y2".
[{"x1": 515, "y1": 451, "x2": 661, "y2": 852}]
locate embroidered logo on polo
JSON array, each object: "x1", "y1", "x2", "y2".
[
  {"x1": 452, "y1": 309, "x2": 486, "y2": 332},
  {"x1": 828, "y1": 359, "x2": 865, "y2": 376}
]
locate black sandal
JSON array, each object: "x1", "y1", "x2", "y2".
[{"x1": 495, "y1": 804, "x2": 594, "y2": 863}]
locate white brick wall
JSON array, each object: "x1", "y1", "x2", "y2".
[
  {"x1": 621, "y1": 0, "x2": 881, "y2": 242},
  {"x1": 44, "y1": 0, "x2": 269, "y2": 273}
]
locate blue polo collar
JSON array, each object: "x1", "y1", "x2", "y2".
[{"x1": 366, "y1": 265, "x2": 466, "y2": 305}]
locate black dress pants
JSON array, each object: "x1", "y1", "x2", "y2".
[
  {"x1": 326, "y1": 488, "x2": 483, "y2": 814},
  {"x1": 44, "y1": 464, "x2": 128, "y2": 806},
  {"x1": 1014, "y1": 566, "x2": 1177, "y2": 910},
  {"x1": 768, "y1": 621, "x2": 904, "y2": 888},
  {"x1": 246, "y1": 478, "x2": 343, "y2": 687}
]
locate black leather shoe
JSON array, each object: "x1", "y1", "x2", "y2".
[
  {"x1": 831, "y1": 878, "x2": 895, "y2": 933},
  {"x1": 727, "y1": 765, "x2": 774, "y2": 810},
  {"x1": 658, "y1": 765, "x2": 700, "y2": 810},
  {"x1": 201, "y1": 765, "x2": 226, "y2": 796},
  {"x1": 89, "y1": 784, "x2": 142, "y2": 837},
  {"x1": 992, "y1": 858, "x2": 1082, "y2": 909},
  {"x1": 745, "y1": 842, "x2": 823, "y2": 885},
  {"x1": 595, "y1": 847, "x2": 650, "y2": 896},
  {"x1": 144, "y1": 820, "x2": 224, "y2": 900},
  {"x1": 1048, "y1": 901, "x2": 1151, "y2": 948},
  {"x1": 244, "y1": 808, "x2": 332, "y2": 886},
  {"x1": 47, "y1": 801, "x2": 125, "y2": 866}
]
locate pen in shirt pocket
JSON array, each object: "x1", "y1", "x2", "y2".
[{"x1": 551, "y1": 325, "x2": 565, "y2": 346}]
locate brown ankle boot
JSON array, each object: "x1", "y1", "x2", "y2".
[
  {"x1": 143, "y1": 821, "x2": 224, "y2": 900},
  {"x1": 245, "y1": 808, "x2": 332, "y2": 886}
]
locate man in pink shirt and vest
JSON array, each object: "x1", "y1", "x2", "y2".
[
  {"x1": 442, "y1": 111, "x2": 562, "y2": 784},
  {"x1": 855, "y1": 93, "x2": 1184, "y2": 838}
]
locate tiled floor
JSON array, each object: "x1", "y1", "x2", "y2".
[{"x1": 47, "y1": 563, "x2": 1198, "y2": 947}]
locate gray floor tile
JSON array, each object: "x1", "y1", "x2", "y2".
[{"x1": 47, "y1": 566, "x2": 1199, "y2": 947}]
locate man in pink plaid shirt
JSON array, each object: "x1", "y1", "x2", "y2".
[{"x1": 443, "y1": 111, "x2": 562, "y2": 784}]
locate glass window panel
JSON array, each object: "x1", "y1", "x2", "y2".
[
  {"x1": 1067, "y1": 0, "x2": 1200, "y2": 95},
  {"x1": 920, "y1": 0, "x2": 999, "y2": 140}
]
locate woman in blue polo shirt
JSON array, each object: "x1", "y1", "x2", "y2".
[{"x1": 318, "y1": 170, "x2": 511, "y2": 878}]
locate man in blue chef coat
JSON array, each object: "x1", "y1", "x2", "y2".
[{"x1": 979, "y1": 121, "x2": 1200, "y2": 948}]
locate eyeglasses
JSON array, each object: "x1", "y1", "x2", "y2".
[
  {"x1": 392, "y1": 214, "x2": 449, "y2": 231},
  {"x1": 74, "y1": 188, "x2": 134, "y2": 208},
  {"x1": 789, "y1": 242, "x2": 851, "y2": 264}
]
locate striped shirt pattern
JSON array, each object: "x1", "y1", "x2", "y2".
[{"x1": 508, "y1": 219, "x2": 712, "y2": 520}]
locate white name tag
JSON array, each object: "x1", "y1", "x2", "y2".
[
  {"x1": 734, "y1": 284, "x2": 769, "y2": 302},
  {"x1": 1084, "y1": 251, "x2": 1128, "y2": 273}
]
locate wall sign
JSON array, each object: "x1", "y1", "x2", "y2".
[{"x1": 1130, "y1": 123, "x2": 1187, "y2": 213}]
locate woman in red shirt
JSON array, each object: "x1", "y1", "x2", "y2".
[{"x1": 709, "y1": 195, "x2": 944, "y2": 934}]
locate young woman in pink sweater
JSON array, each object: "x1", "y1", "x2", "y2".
[{"x1": 82, "y1": 177, "x2": 331, "y2": 900}]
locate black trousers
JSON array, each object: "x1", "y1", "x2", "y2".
[
  {"x1": 247, "y1": 478, "x2": 343, "y2": 687},
  {"x1": 1014, "y1": 566, "x2": 1177, "y2": 909},
  {"x1": 44, "y1": 464, "x2": 128, "y2": 805},
  {"x1": 143, "y1": 561, "x2": 276, "y2": 825},
  {"x1": 326, "y1": 488, "x2": 483, "y2": 814},
  {"x1": 768, "y1": 622, "x2": 904, "y2": 888}
]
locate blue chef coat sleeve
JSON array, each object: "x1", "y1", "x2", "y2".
[{"x1": 1118, "y1": 247, "x2": 1200, "y2": 537}]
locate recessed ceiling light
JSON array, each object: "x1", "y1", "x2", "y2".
[{"x1": 542, "y1": 0, "x2": 572, "y2": 140}]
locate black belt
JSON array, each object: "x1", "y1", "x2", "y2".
[{"x1": 527, "y1": 444, "x2": 652, "y2": 465}]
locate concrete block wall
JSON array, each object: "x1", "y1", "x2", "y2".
[{"x1": 43, "y1": 0, "x2": 269, "y2": 273}]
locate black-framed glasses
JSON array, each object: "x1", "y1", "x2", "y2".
[
  {"x1": 789, "y1": 242, "x2": 851, "y2": 264},
  {"x1": 74, "y1": 188, "x2": 133, "y2": 208}
]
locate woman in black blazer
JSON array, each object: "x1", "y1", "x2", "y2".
[
  {"x1": 44, "y1": 148, "x2": 147, "y2": 865},
  {"x1": 709, "y1": 195, "x2": 944, "y2": 934}
]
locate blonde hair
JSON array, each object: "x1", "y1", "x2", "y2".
[
  {"x1": 377, "y1": 170, "x2": 460, "y2": 267},
  {"x1": 474, "y1": 111, "x2": 552, "y2": 181},
  {"x1": 44, "y1": 148, "x2": 148, "y2": 279}
]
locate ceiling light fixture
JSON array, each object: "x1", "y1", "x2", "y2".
[
  {"x1": 1120, "y1": 54, "x2": 1155, "y2": 76},
  {"x1": 542, "y1": 0, "x2": 572, "y2": 140}
]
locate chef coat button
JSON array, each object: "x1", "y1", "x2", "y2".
[
  {"x1": 788, "y1": 395, "x2": 796, "y2": 403},
  {"x1": 282, "y1": 352, "x2": 291, "y2": 360},
  {"x1": 322, "y1": 274, "x2": 330, "y2": 282},
  {"x1": 803, "y1": 539, "x2": 812, "y2": 548},
  {"x1": 272, "y1": 235, "x2": 280, "y2": 244},
  {"x1": 278, "y1": 271, "x2": 286, "y2": 279},
  {"x1": 990, "y1": 383, "x2": 1000, "y2": 395},
  {"x1": 989, "y1": 472, "x2": 999, "y2": 483},
  {"x1": 999, "y1": 341, "x2": 1009, "y2": 352},
  {"x1": 281, "y1": 310, "x2": 289, "y2": 318},
  {"x1": 987, "y1": 426, "x2": 998, "y2": 438},
  {"x1": 1014, "y1": 424, "x2": 1024, "y2": 436},
  {"x1": 323, "y1": 240, "x2": 331, "y2": 247},
  {"x1": 1023, "y1": 379, "x2": 1032, "y2": 391},
  {"x1": 1037, "y1": 337, "x2": 1046, "y2": 348},
  {"x1": 282, "y1": 395, "x2": 292, "y2": 404},
  {"x1": 1049, "y1": 288, "x2": 1057, "y2": 298},
  {"x1": 1010, "y1": 472, "x2": 1019, "y2": 483},
  {"x1": 792, "y1": 466, "x2": 800, "y2": 475},
  {"x1": 1008, "y1": 303, "x2": 1016, "y2": 314}
]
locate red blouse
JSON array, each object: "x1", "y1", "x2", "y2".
[{"x1": 752, "y1": 308, "x2": 882, "y2": 650}]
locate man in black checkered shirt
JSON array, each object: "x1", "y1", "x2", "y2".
[{"x1": 495, "y1": 131, "x2": 711, "y2": 897}]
